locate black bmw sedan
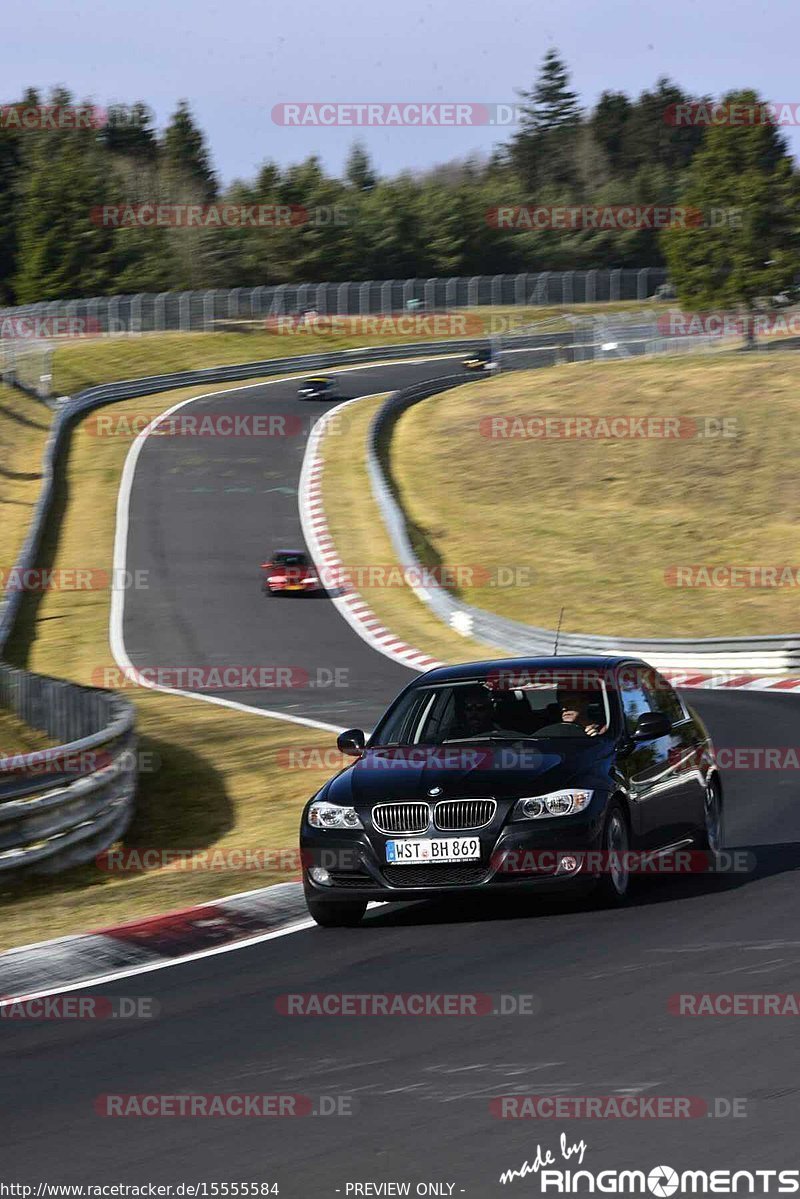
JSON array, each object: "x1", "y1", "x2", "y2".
[{"x1": 300, "y1": 656, "x2": 723, "y2": 926}]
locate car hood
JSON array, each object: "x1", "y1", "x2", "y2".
[{"x1": 324, "y1": 740, "x2": 610, "y2": 806}]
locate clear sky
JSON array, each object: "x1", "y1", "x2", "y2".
[{"x1": 4, "y1": 0, "x2": 798, "y2": 183}]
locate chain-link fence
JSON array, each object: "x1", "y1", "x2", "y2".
[
  {"x1": 491, "y1": 310, "x2": 729, "y2": 369},
  {"x1": 0, "y1": 337, "x2": 54, "y2": 401},
  {"x1": 0, "y1": 269, "x2": 669, "y2": 337}
]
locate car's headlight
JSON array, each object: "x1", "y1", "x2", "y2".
[
  {"x1": 304, "y1": 576, "x2": 319, "y2": 584},
  {"x1": 512, "y1": 790, "x2": 593, "y2": 820},
  {"x1": 308, "y1": 801, "x2": 363, "y2": 829}
]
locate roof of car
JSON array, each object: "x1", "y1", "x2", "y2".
[
  {"x1": 417, "y1": 655, "x2": 648, "y2": 684},
  {"x1": 272, "y1": 548, "x2": 307, "y2": 556},
  {"x1": 302, "y1": 377, "x2": 331, "y2": 384}
]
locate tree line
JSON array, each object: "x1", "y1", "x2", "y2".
[{"x1": 0, "y1": 54, "x2": 797, "y2": 309}]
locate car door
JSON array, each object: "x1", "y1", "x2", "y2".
[{"x1": 616, "y1": 666, "x2": 677, "y2": 850}]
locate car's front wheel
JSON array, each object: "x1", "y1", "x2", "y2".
[
  {"x1": 592, "y1": 800, "x2": 631, "y2": 907},
  {"x1": 306, "y1": 896, "x2": 367, "y2": 928},
  {"x1": 697, "y1": 776, "x2": 723, "y2": 866}
]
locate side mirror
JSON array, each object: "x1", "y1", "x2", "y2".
[
  {"x1": 337, "y1": 728, "x2": 366, "y2": 758},
  {"x1": 632, "y1": 711, "x2": 671, "y2": 741}
]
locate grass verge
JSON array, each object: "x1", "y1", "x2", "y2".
[
  {"x1": 0, "y1": 709, "x2": 54, "y2": 757},
  {"x1": 0, "y1": 384, "x2": 51, "y2": 569},
  {"x1": 388, "y1": 353, "x2": 800, "y2": 638},
  {"x1": 0, "y1": 385, "x2": 55, "y2": 754}
]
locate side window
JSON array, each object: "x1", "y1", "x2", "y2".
[
  {"x1": 645, "y1": 671, "x2": 685, "y2": 725},
  {"x1": 618, "y1": 671, "x2": 656, "y2": 735}
]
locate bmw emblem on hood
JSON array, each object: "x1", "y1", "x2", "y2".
[{"x1": 428, "y1": 786, "x2": 443, "y2": 797}]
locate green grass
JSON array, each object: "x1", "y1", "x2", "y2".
[
  {"x1": 0, "y1": 386, "x2": 55, "y2": 755},
  {"x1": 0, "y1": 385, "x2": 51, "y2": 569},
  {"x1": 0, "y1": 708, "x2": 55, "y2": 757}
]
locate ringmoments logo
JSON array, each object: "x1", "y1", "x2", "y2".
[{"x1": 497, "y1": 1138, "x2": 799, "y2": 1192}]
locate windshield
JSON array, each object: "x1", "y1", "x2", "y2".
[
  {"x1": 273, "y1": 553, "x2": 307, "y2": 568},
  {"x1": 370, "y1": 676, "x2": 612, "y2": 746}
]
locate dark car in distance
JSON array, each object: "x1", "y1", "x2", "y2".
[
  {"x1": 300, "y1": 656, "x2": 723, "y2": 926},
  {"x1": 297, "y1": 376, "x2": 341, "y2": 400},
  {"x1": 462, "y1": 347, "x2": 496, "y2": 372}
]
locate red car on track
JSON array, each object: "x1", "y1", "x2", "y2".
[{"x1": 261, "y1": 549, "x2": 322, "y2": 596}]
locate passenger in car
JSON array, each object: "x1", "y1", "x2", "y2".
[{"x1": 557, "y1": 689, "x2": 608, "y2": 736}]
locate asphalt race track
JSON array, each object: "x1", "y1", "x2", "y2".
[
  {"x1": 121, "y1": 357, "x2": 468, "y2": 727},
  {"x1": 4, "y1": 354, "x2": 800, "y2": 1193}
]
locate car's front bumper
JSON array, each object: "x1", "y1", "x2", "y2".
[{"x1": 301, "y1": 813, "x2": 606, "y2": 903}]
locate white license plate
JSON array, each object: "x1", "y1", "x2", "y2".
[{"x1": 385, "y1": 837, "x2": 481, "y2": 864}]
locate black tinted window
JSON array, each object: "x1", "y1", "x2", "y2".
[
  {"x1": 645, "y1": 672, "x2": 685, "y2": 724},
  {"x1": 618, "y1": 671, "x2": 656, "y2": 734}
]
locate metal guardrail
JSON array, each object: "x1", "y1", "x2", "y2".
[
  {"x1": 0, "y1": 666, "x2": 137, "y2": 875},
  {"x1": 367, "y1": 334, "x2": 800, "y2": 674},
  {"x1": 0, "y1": 269, "x2": 669, "y2": 335}
]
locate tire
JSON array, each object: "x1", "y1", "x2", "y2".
[
  {"x1": 306, "y1": 896, "x2": 367, "y2": 928},
  {"x1": 592, "y1": 800, "x2": 631, "y2": 907},
  {"x1": 696, "y1": 776, "x2": 723, "y2": 867}
]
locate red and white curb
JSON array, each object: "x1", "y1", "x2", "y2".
[
  {"x1": 661, "y1": 671, "x2": 800, "y2": 693},
  {"x1": 299, "y1": 397, "x2": 444, "y2": 675},
  {"x1": 0, "y1": 883, "x2": 311, "y2": 1003}
]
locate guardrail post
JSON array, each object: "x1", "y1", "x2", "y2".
[
  {"x1": 266, "y1": 285, "x2": 285, "y2": 316},
  {"x1": 179, "y1": 292, "x2": 191, "y2": 332},
  {"x1": 203, "y1": 290, "x2": 216, "y2": 332},
  {"x1": 358, "y1": 282, "x2": 371, "y2": 315},
  {"x1": 87, "y1": 297, "x2": 101, "y2": 335},
  {"x1": 154, "y1": 292, "x2": 168, "y2": 332},
  {"x1": 109, "y1": 295, "x2": 122, "y2": 336},
  {"x1": 131, "y1": 293, "x2": 143, "y2": 334}
]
